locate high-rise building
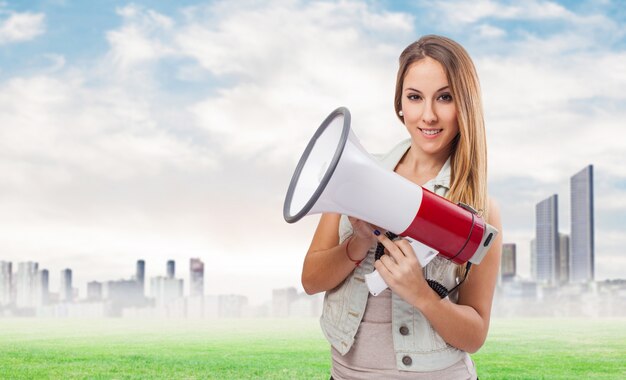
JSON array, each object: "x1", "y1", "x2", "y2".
[
  {"x1": 150, "y1": 276, "x2": 184, "y2": 308},
  {"x1": 219, "y1": 294, "x2": 248, "y2": 318},
  {"x1": 136, "y1": 260, "x2": 145, "y2": 295},
  {"x1": 60, "y1": 268, "x2": 73, "y2": 302},
  {"x1": 570, "y1": 165, "x2": 594, "y2": 283},
  {"x1": 530, "y1": 238, "x2": 537, "y2": 280},
  {"x1": 190, "y1": 258, "x2": 204, "y2": 297},
  {"x1": 272, "y1": 287, "x2": 298, "y2": 317},
  {"x1": 0, "y1": 261, "x2": 12, "y2": 307},
  {"x1": 558, "y1": 233, "x2": 570, "y2": 284},
  {"x1": 166, "y1": 260, "x2": 175, "y2": 279},
  {"x1": 35, "y1": 269, "x2": 49, "y2": 306},
  {"x1": 501, "y1": 243, "x2": 516, "y2": 283},
  {"x1": 535, "y1": 194, "x2": 559, "y2": 284},
  {"x1": 16, "y1": 262, "x2": 38, "y2": 308},
  {"x1": 87, "y1": 281, "x2": 103, "y2": 301}
]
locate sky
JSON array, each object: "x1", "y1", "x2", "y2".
[{"x1": 0, "y1": 0, "x2": 625, "y2": 305}]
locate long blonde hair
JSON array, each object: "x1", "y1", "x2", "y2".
[{"x1": 394, "y1": 35, "x2": 489, "y2": 220}]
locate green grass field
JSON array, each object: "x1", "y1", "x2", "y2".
[{"x1": 0, "y1": 318, "x2": 624, "y2": 379}]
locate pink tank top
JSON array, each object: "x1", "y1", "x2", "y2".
[{"x1": 331, "y1": 289, "x2": 477, "y2": 379}]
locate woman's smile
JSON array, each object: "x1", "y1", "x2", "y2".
[{"x1": 418, "y1": 127, "x2": 443, "y2": 138}]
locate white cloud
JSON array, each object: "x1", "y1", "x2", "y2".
[
  {"x1": 430, "y1": 0, "x2": 575, "y2": 25},
  {"x1": 175, "y1": 1, "x2": 414, "y2": 162},
  {"x1": 0, "y1": 11, "x2": 45, "y2": 44},
  {"x1": 476, "y1": 23, "x2": 506, "y2": 38},
  {"x1": 106, "y1": 5, "x2": 175, "y2": 70}
]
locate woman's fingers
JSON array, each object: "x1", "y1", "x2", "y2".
[{"x1": 375, "y1": 232, "x2": 407, "y2": 260}]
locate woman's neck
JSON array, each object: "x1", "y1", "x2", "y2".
[{"x1": 396, "y1": 143, "x2": 451, "y2": 185}]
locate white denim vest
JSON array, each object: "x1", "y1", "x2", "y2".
[{"x1": 319, "y1": 139, "x2": 466, "y2": 372}]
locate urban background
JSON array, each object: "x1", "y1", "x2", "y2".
[
  {"x1": 2, "y1": 164, "x2": 624, "y2": 319},
  {"x1": 1, "y1": 1, "x2": 625, "y2": 319}
]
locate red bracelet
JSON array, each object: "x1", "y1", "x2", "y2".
[{"x1": 345, "y1": 236, "x2": 363, "y2": 266}]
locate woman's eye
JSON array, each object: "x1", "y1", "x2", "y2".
[
  {"x1": 438, "y1": 93, "x2": 453, "y2": 102},
  {"x1": 407, "y1": 94, "x2": 421, "y2": 101}
]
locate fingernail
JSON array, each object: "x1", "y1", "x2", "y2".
[{"x1": 373, "y1": 229, "x2": 381, "y2": 236}]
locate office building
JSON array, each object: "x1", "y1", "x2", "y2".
[
  {"x1": 530, "y1": 238, "x2": 537, "y2": 280},
  {"x1": 35, "y1": 269, "x2": 49, "y2": 306},
  {"x1": 501, "y1": 243, "x2": 516, "y2": 282},
  {"x1": 0, "y1": 261, "x2": 12, "y2": 307},
  {"x1": 190, "y1": 258, "x2": 204, "y2": 297},
  {"x1": 535, "y1": 195, "x2": 559, "y2": 284},
  {"x1": 570, "y1": 165, "x2": 594, "y2": 283},
  {"x1": 136, "y1": 260, "x2": 145, "y2": 295},
  {"x1": 60, "y1": 268, "x2": 73, "y2": 302},
  {"x1": 272, "y1": 287, "x2": 298, "y2": 317},
  {"x1": 166, "y1": 260, "x2": 175, "y2": 279},
  {"x1": 558, "y1": 233, "x2": 570, "y2": 284},
  {"x1": 16, "y1": 262, "x2": 38, "y2": 308},
  {"x1": 87, "y1": 281, "x2": 103, "y2": 301}
]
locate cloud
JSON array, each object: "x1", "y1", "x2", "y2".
[
  {"x1": 0, "y1": 11, "x2": 45, "y2": 44},
  {"x1": 476, "y1": 23, "x2": 507, "y2": 38},
  {"x1": 174, "y1": 1, "x2": 414, "y2": 161},
  {"x1": 106, "y1": 4, "x2": 176, "y2": 71},
  {"x1": 429, "y1": 0, "x2": 575, "y2": 25}
]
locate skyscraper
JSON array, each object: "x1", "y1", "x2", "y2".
[
  {"x1": 87, "y1": 281, "x2": 103, "y2": 301},
  {"x1": 570, "y1": 165, "x2": 594, "y2": 283},
  {"x1": 35, "y1": 269, "x2": 49, "y2": 306},
  {"x1": 16, "y1": 262, "x2": 38, "y2": 308},
  {"x1": 136, "y1": 260, "x2": 145, "y2": 295},
  {"x1": 150, "y1": 276, "x2": 184, "y2": 308},
  {"x1": 190, "y1": 258, "x2": 204, "y2": 297},
  {"x1": 530, "y1": 238, "x2": 537, "y2": 280},
  {"x1": 500, "y1": 243, "x2": 516, "y2": 282},
  {"x1": 60, "y1": 268, "x2": 73, "y2": 302},
  {"x1": 558, "y1": 233, "x2": 570, "y2": 284},
  {"x1": 0, "y1": 261, "x2": 12, "y2": 307},
  {"x1": 535, "y1": 194, "x2": 559, "y2": 284},
  {"x1": 166, "y1": 260, "x2": 175, "y2": 279}
]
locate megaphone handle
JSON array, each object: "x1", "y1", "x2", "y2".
[{"x1": 364, "y1": 270, "x2": 388, "y2": 296}]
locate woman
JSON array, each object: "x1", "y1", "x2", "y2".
[{"x1": 301, "y1": 35, "x2": 502, "y2": 379}]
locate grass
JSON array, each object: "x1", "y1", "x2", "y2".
[{"x1": 0, "y1": 318, "x2": 624, "y2": 379}]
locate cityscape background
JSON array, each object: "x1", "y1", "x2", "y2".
[
  {"x1": 1, "y1": 162, "x2": 624, "y2": 318},
  {"x1": 1, "y1": 1, "x2": 625, "y2": 312}
]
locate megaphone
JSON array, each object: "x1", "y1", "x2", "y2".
[{"x1": 284, "y1": 107, "x2": 498, "y2": 295}]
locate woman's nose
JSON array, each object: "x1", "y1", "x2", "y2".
[{"x1": 422, "y1": 101, "x2": 438, "y2": 124}]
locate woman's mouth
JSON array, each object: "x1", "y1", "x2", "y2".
[{"x1": 419, "y1": 128, "x2": 443, "y2": 137}]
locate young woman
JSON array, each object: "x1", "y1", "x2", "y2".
[{"x1": 301, "y1": 35, "x2": 502, "y2": 379}]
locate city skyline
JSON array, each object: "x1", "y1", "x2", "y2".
[{"x1": 1, "y1": 1, "x2": 625, "y2": 304}]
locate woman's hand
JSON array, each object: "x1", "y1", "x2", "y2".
[
  {"x1": 373, "y1": 233, "x2": 437, "y2": 309},
  {"x1": 347, "y1": 216, "x2": 379, "y2": 261}
]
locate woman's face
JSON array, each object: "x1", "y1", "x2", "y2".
[{"x1": 400, "y1": 56, "x2": 459, "y2": 156}]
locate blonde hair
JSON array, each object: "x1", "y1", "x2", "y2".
[{"x1": 394, "y1": 35, "x2": 489, "y2": 220}]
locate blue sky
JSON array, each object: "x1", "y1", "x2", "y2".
[{"x1": 1, "y1": 0, "x2": 625, "y2": 303}]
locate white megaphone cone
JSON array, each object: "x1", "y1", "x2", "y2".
[{"x1": 284, "y1": 107, "x2": 498, "y2": 296}]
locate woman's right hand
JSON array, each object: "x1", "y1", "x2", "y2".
[{"x1": 347, "y1": 216, "x2": 380, "y2": 259}]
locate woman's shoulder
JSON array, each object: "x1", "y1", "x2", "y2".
[{"x1": 487, "y1": 196, "x2": 501, "y2": 225}]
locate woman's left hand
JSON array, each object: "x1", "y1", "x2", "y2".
[{"x1": 373, "y1": 233, "x2": 435, "y2": 308}]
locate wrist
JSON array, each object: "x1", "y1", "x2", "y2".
[
  {"x1": 412, "y1": 284, "x2": 441, "y2": 312},
  {"x1": 345, "y1": 235, "x2": 368, "y2": 266}
]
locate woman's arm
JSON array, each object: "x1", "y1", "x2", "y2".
[
  {"x1": 301, "y1": 213, "x2": 377, "y2": 295},
  {"x1": 374, "y1": 198, "x2": 503, "y2": 353}
]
